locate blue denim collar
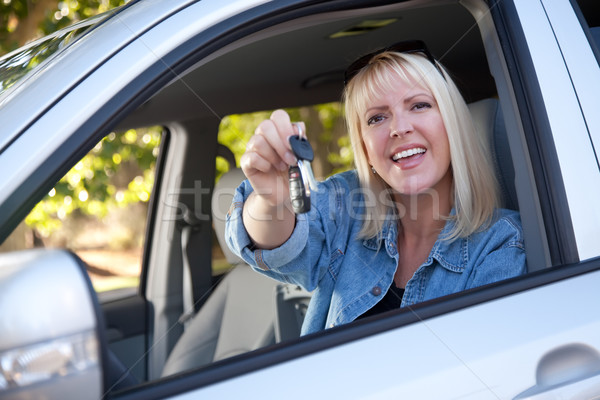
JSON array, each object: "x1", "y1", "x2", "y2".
[{"x1": 362, "y1": 208, "x2": 467, "y2": 273}]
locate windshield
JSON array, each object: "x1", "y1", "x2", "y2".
[{"x1": 0, "y1": 14, "x2": 107, "y2": 100}]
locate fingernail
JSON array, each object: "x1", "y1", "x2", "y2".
[{"x1": 284, "y1": 152, "x2": 296, "y2": 165}]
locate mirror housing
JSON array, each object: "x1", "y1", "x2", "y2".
[{"x1": 0, "y1": 249, "x2": 103, "y2": 400}]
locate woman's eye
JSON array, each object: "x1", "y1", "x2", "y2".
[
  {"x1": 412, "y1": 102, "x2": 432, "y2": 111},
  {"x1": 367, "y1": 114, "x2": 385, "y2": 126}
]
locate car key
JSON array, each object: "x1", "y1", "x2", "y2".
[
  {"x1": 288, "y1": 123, "x2": 318, "y2": 214},
  {"x1": 288, "y1": 165, "x2": 309, "y2": 214}
]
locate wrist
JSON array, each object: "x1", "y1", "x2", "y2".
[{"x1": 245, "y1": 191, "x2": 293, "y2": 222}]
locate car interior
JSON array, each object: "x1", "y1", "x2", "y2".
[
  {"x1": 73, "y1": 0, "x2": 578, "y2": 389},
  {"x1": 101, "y1": 0, "x2": 555, "y2": 386}
]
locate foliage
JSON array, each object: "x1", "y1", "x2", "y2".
[
  {"x1": 26, "y1": 127, "x2": 162, "y2": 238},
  {"x1": 217, "y1": 103, "x2": 353, "y2": 181},
  {"x1": 40, "y1": 0, "x2": 128, "y2": 34},
  {"x1": 217, "y1": 111, "x2": 272, "y2": 180},
  {"x1": 0, "y1": 0, "x2": 129, "y2": 55},
  {"x1": 0, "y1": 1, "x2": 131, "y2": 94},
  {"x1": 314, "y1": 102, "x2": 354, "y2": 175},
  {"x1": 328, "y1": 135, "x2": 354, "y2": 174}
]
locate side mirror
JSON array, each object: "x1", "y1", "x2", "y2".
[{"x1": 0, "y1": 249, "x2": 104, "y2": 400}]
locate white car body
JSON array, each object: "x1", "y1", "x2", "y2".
[{"x1": 0, "y1": 0, "x2": 599, "y2": 399}]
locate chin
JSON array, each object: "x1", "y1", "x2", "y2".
[{"x1": 389, "y1": 175, "x2": 435, "y2": 196}]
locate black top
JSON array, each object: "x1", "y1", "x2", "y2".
[{"x1": 357, "y1": 282, "x2": 405, "y2": 320}]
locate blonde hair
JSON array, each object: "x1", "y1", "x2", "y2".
[{"x1": 343, "y1": 51, "x2": 499, "y2": 240}]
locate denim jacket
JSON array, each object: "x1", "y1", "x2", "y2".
[{"x1": 226, "y1": 170, "x2": 527, "y2": 335}]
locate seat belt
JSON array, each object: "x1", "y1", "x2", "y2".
[
  {"x1": 178, "y1": 223, "x2": 196, "y2": 329},
  {"x1": 178, "y1": 207, "x2": 212, "y2": 329},
  {"x1": 178, "y1": 145, "x2": 236, "y2": 328}
]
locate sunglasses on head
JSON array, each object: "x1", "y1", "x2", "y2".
[{"x1": 343, "y1": 40, "x2": 442, "y2": 86}]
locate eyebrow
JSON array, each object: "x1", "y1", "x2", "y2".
[
  {"x1": 364, "y1": 105, "x2": 387, "y2": 115},
  {"x1": 404, "y1": 92, "x2": 433, "y2": 103},
  {"x1": 364, "y1": 92, "x2": 434, "y2": 115}
]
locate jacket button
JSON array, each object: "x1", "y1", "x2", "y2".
[{"x1": 371, "y1": 286, "x2": 382, "y2": 296}]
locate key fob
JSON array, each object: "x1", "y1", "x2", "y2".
[
  {"x1": 288, "y1": 165, "x2": 310, "y2": 214},
  {"x1": 288, "y1": 131, "x2": 316, "y2": 214}
]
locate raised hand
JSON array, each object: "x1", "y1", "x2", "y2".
[
  {"x1": 241, "y1": 109, "x2": 303, "y2": 207},
  {"x1": 240, "y1": 110, "x2": 304, "y2": 249}
]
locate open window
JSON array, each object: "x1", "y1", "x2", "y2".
[
  {"x1": 0, "y1": 127, "x2": 163, "y2": 294},
  {"x1": 131, "y1": 0, "x2": 549, "y2": 388}
]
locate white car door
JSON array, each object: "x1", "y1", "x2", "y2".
[{"x1": 156, "y1": 1, "x2": 600, "y2": 398}]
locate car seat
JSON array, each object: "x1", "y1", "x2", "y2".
[
  {"x1": 468, "y1": 98, "x2": 517, "y2": 211},
  {"x1": 161, "y1": 167, "x2": 283, "y2": 377}
]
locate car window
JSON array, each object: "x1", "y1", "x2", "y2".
[
  {"x1": 146, "y1": 0, "x2": 539, "y2": 386},
  {"x1": 0, "y1": 126, "x2": 163, "y2": 293}
]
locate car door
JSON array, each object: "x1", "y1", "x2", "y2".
[
  {"x1": 117, "y1": 0, "x2": 600, "y2": 398},
  {"x1": 2, "y1": 0, "x2": 600, "y2": 399},
  {"x1": 0, "y1": 0, "x2": 274, "y2": 389}
]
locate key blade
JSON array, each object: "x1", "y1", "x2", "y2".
[{"x1": 298, "y1": 160, "x2": 319, "y2": 192}]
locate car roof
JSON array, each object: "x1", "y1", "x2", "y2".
[
  {"x1": 0, "y1": 0, "x2": 493, "y2": 147},
  {"x1": 119, "y1": 1, "x2": 494, "y2": 129}
]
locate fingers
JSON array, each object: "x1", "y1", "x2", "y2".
[
  {"x1": 240, "y1": 150, "x2": 270, "y2": 174},
  {"x1": 241, "y1": 110, "x2": 310, "y2": 189},
  {"x1": 242, "y1": 133, "x2": 286, "y2": 173},
  {"x1": 265, "y1": 110, "x2": 298, "y2": 165},
  {"x1": 292, "y1": 121, "x2": 306, "y2": 139},
  {"x1": 245, "y1": 110, "x2": 298, "y2": 172}
]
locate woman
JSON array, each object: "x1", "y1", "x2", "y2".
[{"x1": 226, "y1": 40, "x2": 526, "y2": 334}]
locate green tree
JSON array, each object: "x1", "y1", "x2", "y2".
[
  {"x1": 0, "y1": 0, "x2": 128, "y2": 55},
  {"x1": 217, "y1": 103, "x2": 352, "y2": 182},
  {"x1": 26, "y1": 127, "x2": 162, "y2": 239},
  {"x1": 0, "y1": 0, "x2": 139, "y2": 250}
]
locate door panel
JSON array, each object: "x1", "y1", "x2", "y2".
[
  {"x1": 101, "y1": 290, "x2": 148, "y2": 382},
  {"x1": 158, "y1": 267, "x2": 600, "y2": 400}
]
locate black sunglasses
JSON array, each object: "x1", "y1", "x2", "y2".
[{"x1": 344, "y1": 40, "x2": 442, "y2": 86}]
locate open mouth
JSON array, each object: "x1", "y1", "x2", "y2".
[{"x1": 392, "y1": 147, "x2": 426, "y2": 162}]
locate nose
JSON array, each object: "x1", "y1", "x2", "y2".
[{"x1": 390, "y1": 114, "x2": 413, "y2": 138}]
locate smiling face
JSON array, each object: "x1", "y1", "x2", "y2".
[{"x1": 360, "y1": 70, "x2": 452, "y2": 198}]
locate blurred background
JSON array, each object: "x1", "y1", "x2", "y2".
[{"x1": 0, "y1": 0, "x2": 352, "y2": 292}]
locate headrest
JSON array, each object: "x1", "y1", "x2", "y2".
[
  {"x1": 212, "y1": 168, "x2": 247, "y2": 265},
  {"x1": 468, "y1": 98, "x2": 517, "y2": 210}
]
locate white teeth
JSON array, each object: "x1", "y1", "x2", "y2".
[{"x1": 392, "y1": 148, "x2": 426, "y2": 161}]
